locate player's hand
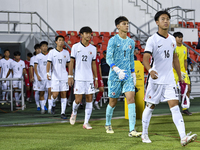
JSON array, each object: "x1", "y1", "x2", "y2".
[
  {"x1": 179, "y1": 77, "x2": 185, "y2": 83},
  {"x1": 47, "y1": 72, "x2": 51, "y2": 80},
  {"x1": 190, "y1": 68, "x2": 193, "y2": 72},
  {"x1": 25, "y1": 74, "x2": 28, "y2": 79},
  {"x1": 37, "y1": 75, "x2": 41, "y2": 81},
  {"x1": 131, "y1": 72, "x2": 136, "y2": 86},
  {"x1": 95, "y1": 80, "x2": 98, "y2": 89},
  {"x1": 150, "y1": 70, "x2": 158, "y2": 79},
  {"x1": 30, "y1": 77, "x2": 34, "y2": 82},
  {"x1": 68, "y1": 78, "x2": 74, "y2": 87},
  {"x1": 113, "y1": 67, "x2": 128, "y2": 81}
]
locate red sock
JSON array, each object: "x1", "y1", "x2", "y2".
[
  {"x1": 96, "y1": 91, "x2": 103, "y2": 102},
  {"x1": 26, "y1": 90, "x2": 31, "y2": 98}
]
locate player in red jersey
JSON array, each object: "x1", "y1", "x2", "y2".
[
  {"x1": 24, "y1": 53, "x2": 33, "y2": 101},
  {"x1": 94, "y1": 48, "x2": 104, "y2": 109}
]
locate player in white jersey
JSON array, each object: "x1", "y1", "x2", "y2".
[
  {"x1": 68, "y1": 26, "x2": 98, "y2": 129},
  {"x1": 29, "y1": 44, "x2": 41, "y2": 110},
  {"x1": 34, "y1": 41, "x2": 51, "y2": 114},
  {"x1": 1, "y1": 49, "x2": 13, "y2": 101},
  {"x1": 47, "y1": 35, "x2": 70, "y2": 119},
  {"x1": 141, "y1": 10, "x2": 197, "y2": 146},
  {"x1": 6, "y1": 51, "x2": 28, "y2": 106}
]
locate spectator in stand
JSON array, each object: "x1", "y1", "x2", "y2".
[
  {"x1": 101, "y1": 50, "x2": 110, "y2": 87},
  {"x1": 24, "y1": 53, "x2": 33, "y2": 102},
  {"x1": 134, "y1": 47, "x2": 140, "y2": 60}
]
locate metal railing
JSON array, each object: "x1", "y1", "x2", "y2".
[
  {"x1": 0, "y1": 78, "x2": 25, "y2": 111},
  {"x1": 0, "y1": 11, "x2": 71, "y2": 50}
]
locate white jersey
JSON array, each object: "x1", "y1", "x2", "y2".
[
  {"x1": 71, "y1": 42, "x2": 96, "y2": 82},
  {"x1": 10, "y1": 60, "x2": 25, "y2": 78},
  {"x1": 0, "y1": 60, "x2": 2, "y2": 78},
  {"x1": 34, "y1": 52, "x2": 50, "y2": 80},
  {"x1": 1, "y1": 58, "x2": 13, "y2": 78},
  {"x1": 145, "y1": 33, "x2": 176, "y2": 84},
  {"x1": 47, "y1": 48, "x2": 70, "y2": 80}
]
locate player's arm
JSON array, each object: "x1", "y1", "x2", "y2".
[
  {"x1": 29, "y1": 66, "x2": 34, "y2": 82},
  {"x1": 68, "y1": 58, "x2": 74, "y2": 86},
  {"x1": 184, "y1": 59, "x2": 187, "y2": 71},
  {"x1": 23, "y1": 68, "x2": 28, "y2": 79},
  {"x1": 34, "y1": 63, "x2": 41, "y2": 81},
  {"x1": 99, "y1": 64, "x2": 102, "y2": 78},
  {"x1": 92, "y1": 60, "x2": 98, "y2": 89},
  {"x1": 46, "y1": 61, "x2": 51, "y2": 80},
  {"x1": 173, "y1": 52, "x2": 183, "y2": 82},
  {"x1": 5, "y1": 69, "x2": 11, "y2": 78},
  {"x1": 106, "y1": 38, "x2": 128, "y2": 80},
  {"x1": 190, "y1": 63, "x2": 193, "y2": 71}
]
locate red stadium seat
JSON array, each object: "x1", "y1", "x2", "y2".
[
  {"x1": 101, "y1": 44, "x2": 107, "y2": 51},
  {"x1": 186, "y1": 22, "x2": 194, "y2": 28},
  {"x1": 184, "y1": 41, "x2": 192, "y2": 47},
  {"x1": 189, "y1": 50, "x2": 195, "y2": 55},
  {"x1": 127, "y1": 32, "x2": 131, "y2": 37},
  {"x1": 67, "y1": 31, "x2": 78, "y2": 37},
  {"x1": 92, "y1": 32, "x2": 100, "y2": 37},
  {"x1": 110, "y1": 32, "x2": 118, "y2": 37},
  {"x1": 135, "y1": 40, "x2": 141, "y2": 46},
  {"x1": 56, "y1": 30, "x2": 67, "y2": 37},
  {"x1": 195, "y1": 22, "x2": 200, "y2": 30},
  {"x1": 102, "y1": 37, "x2": 110, "y2": 45},
  {"x1": 178, "y1": 21, "x2": 186, "y2": 27},
  {"x1": 100, "y1": 32, "x2": 110, "y2": 37},
  {"x1": 91, "y1": 36, "x2": 102, "y2": 44}
]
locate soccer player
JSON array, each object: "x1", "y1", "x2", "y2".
[
  {"x1": 46, "y1": 35, "x2": 70, "y2": 119},
  {"x1": 68, "y1": 26, "x2": 98, "y2": 129},
  {"x1": 29, "y1": 44, "x2": 41, "y2": 110},
  {"x1": 6, "y1": 51, "x2": 28, "y2": 107},
  {"x1": 34, "y1": 41, "x2": 51, "y2": 114},
  {"x1": 141, "y1": 10, "x2": 197, "y2": 146},
  {"x1": 1, "y1": 49, "x2": 13, "y2": 101},
  {"x1": 94, "y1": 48, "x2": 104, "y2": 110},
  {"x1": 104, "y1": 16, "x2": 141, "y2": 137},
  {"x1": 173, "y1": 32, "x2": 192, "y2": 115},
  {"x1": 24, "y1": 53, "x2": 33, "y2": 102}
]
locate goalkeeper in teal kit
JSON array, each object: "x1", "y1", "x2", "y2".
[{"x1": 105, "y1": 16, "x2": 142, "y2": 137}]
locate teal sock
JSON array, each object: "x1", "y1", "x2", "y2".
[
  {"x1": 128, "y1": 103, "x2": 136, "y2": 132},
  {"x1": 105, "y1": 104, "x2": 115, "y2": 126}
]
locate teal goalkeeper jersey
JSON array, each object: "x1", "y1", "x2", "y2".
[{"x1": 106, "y1": 34, "x2": 135, "y2": 81}]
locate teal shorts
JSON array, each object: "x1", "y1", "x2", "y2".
[{"x1": 108, "y1": 78, "x2": 135, "y2": 98}]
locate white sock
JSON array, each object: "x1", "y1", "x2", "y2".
[
  {"x1": 72, "y1": 100, "x2": 80, "y2": 115},
  {"x1": 61, "y1": 98, "x2": 67, "y2": 114},
  {"x1": 15, "y1": 92, "x2": 19, "y2": 102},
  {"x1": 95, "y1": 101, "x2": 98, "y2": 105},
  {"x1": 35, "y1": 91, "x2": 40, "y2": 107},
  {"x1": 170, "y1": 105, "x2": 186, "y2": 139},
  {"x1": 19, "y1": 93, "x2": 22, "y2": 100},
  {"x1": 51, "y1": 95, "x2": 57, "y2": 107},
  {"x1": 44, "y1": 90, "x2": 48, "y2": 104},
  {"x1": 40, "y1": 100, "x2": 45, "y2": 110},
  {"x1": 48, "y1": 99, "x2": 52, "y2": 110},
  {"x1": 142, "y1": 106, "x2": 154, "y2": 135},
  {"x1": 84, "y1": 102, "x2": 93, "y2": 124}
]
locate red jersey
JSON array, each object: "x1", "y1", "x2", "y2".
[
  {"x1": 24, "y1": 60, "x2": 30, "y2": 76},
  {"x1": 96, "y1": 55, "x2": 101, "y2": 77}
]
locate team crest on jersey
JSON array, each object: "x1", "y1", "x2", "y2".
[
  {"x1": 64, "y1": 55, "x2": 66, "y2": 58},
  {"x1": 184, "y1": 51, "x2": 186, "y2": 54},
  {"x1": 129, "y1": 45, "x2": 132, "y2": 49},
  {"x1": 171, "y1": 43, "x2": 175, "y2": 48},
  {"x1": 89, "y1": 51, "x2": 92, "y2": 55},
  {"x1": 148, "y1": 95, "x2": 151, "y2": 99},
  {"x1": 112, "y1": 92, "x2": 115, "y2": 96},
  {"x1": 21, "y1": 64, "x2": 22, "y2": 66},
  {"x1": 76, "y1": 89, "x2": 78, "y2": 91}
]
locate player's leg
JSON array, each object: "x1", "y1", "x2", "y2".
[
  {"x1": 60, "y1": 91, "x2": 67, "y2": 119},
  {"x1": 44, "y1": 88, "x2": 48, "y2": 110},
  {"x1": 47, "y1": 87, "x2": 52, "y2": 113},
  {"x1": 83, "y1": 94, "x2": 93, "y2": 129},
  {"x1": 94, "y1": 86, "x2": 104, "y2": 110},
  {"x1": 24, "y1": 76, "x2": 31, "y2": 101},
  {"x1": 39, "y1": 91, "x2": 45, "y2": 114},
  {"x1": 50, "y1": 80, "x2": 60, "y2": 114},
  {"x1": 13, "y1": 81, "x2": 19, "y2": 106},
  {"x1": 2, "y1": 81, "x2": 8, "y2": 100},
  {"x1": 34, "y1": 90, "x2": 40, "y2": 110},
  {"x1": 70, "y1": 94, "x2": 82, "y2": 125}
]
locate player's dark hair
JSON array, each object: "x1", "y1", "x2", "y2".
[
  {"x1": 27, "y1": 52, "x2": 33, "y2": 58},
  {"x1": 55, "y1": 35, "x2": 65, "y2": 41},
  {"x1": 40, "y1": 41, "x2": 48, "y2": 47},
  {"x1": 14, "y1": 51, "x2": 21, "y2": 56},
  {"x1": 4, "y1": 49, "x2": 10, "y2": 53},
  {"x1": 34, "y1": 44, "x2": 40, "y2": 50},
  {"x1": 154, "y1": 10, "x2": 171, "y2": 21},
  {"x1": 115, "y1": 16, "x2": 129, "y2": 26},
  {"x1": 48, "y1": 47, "x2": 53, "y2": 51},
  {"x1": 173, "y1": 32, "x2": 183, "y2": 38},
  {"x1": 33, "y1": 52, "x2": 36, "y2": 56},
  {"x1": 80, "y1": 26, "x2": 92, "y2": 34}
]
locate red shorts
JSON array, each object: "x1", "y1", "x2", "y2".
[
  {"x1": 94, "y1": 76, "x2": 104, "y2": 88},
  {"x1": 25, "y1": 76, "x2": 32, "y2": 87}
]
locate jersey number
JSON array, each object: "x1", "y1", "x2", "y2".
[
  {"x1": 164, "y1": 50, "x2": 170, "y2": 58},
  {"x1": 82, "y1": 55, "x2": 87, "y2": 61},
  {"x1": 58, "y1": 59, "x2": 62, "y2": 64}
]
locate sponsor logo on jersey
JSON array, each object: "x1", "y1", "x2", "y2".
[
  {"x1": 129, "y1": 45, "x2": 132, "y2": 49},
  {"x1": 112, "y1": 92, "x2": 115, "y2": 96}
]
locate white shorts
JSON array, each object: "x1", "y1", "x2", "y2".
[
  {"x1": 2, "y1": 81, "x2": 10, "y2": 90},
  {"x1": 74, "y1": 80, "x2": 95, "y2": 95},
  {"x1": 144, "y1": 82, "x2": 178, "y2": 104},
  {"x1": 33, "y1": 80, "x2": 38, "y2": 91},
  {"x1": 37, "y1": 80, "x2": 51, "y2": 91},
  {"x1": 13, "y1": 81, "x2": 22, "y2": 89},
  {"x1": 51, "y1": 80, "x2": 69, "y2": 92}
]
